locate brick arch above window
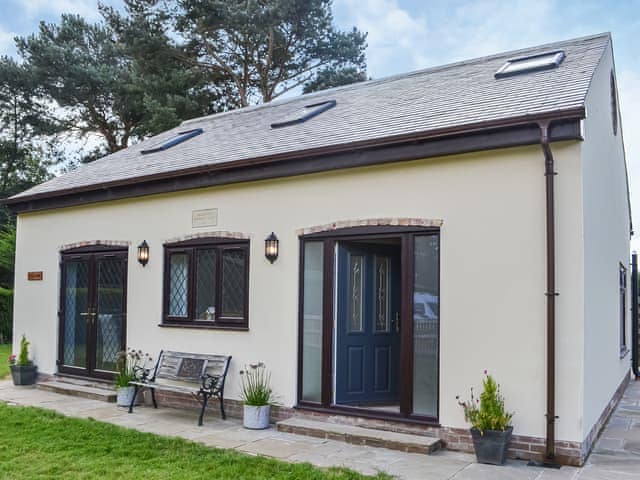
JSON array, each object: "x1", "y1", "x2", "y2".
[
  {"x1": 296, "y1": 218, "x2": 443, "y2": 236},
  {"x1": 59, "y1": 240, "x2": 130, "y2": 252},
  {"x1": 163, "y1": 231, "x2": 250, "y2": 245}
]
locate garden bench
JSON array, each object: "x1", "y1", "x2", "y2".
[{"x1": 128, "y1": 350, "x2": 231, "y2": 426}]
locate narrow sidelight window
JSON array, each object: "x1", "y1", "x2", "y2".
[
  {"x1": 301, "y1": 241, "x2": 324, "y2": 402},
  {"x1": 164, "y1": 239, "x2": 249, "y2": 328},
  {"x1": 620, "y1": 263, "x2": 627, "y2": 354}
]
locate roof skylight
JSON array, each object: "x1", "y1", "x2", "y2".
[
  {"x1": 495, "y1": 51, "x2": 565, "y2": 78},
  {"x1": 141, "y1": 128, "x2": 203, "y2": 154},
  {"x1": 271, "y1": 100, "x2": 336, "y2": 128}
]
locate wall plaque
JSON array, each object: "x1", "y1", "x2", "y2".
[
  {"x1": 28, "y1": 271, "x2": 43, "y2": 281},
  {"x1": 192, "y1": 208, "x2": 218, "y2": 228}
]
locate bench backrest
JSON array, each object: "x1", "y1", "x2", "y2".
[{"x1": 154, "y1": 350, "x2": 231, "y2": 385}]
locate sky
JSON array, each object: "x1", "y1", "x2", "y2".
[{"x1": 1, "y1": 0, "x2": 639, "y2": 247}]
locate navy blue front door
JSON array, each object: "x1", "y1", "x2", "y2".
[{"x1": 335, "y1": 243, "x2": 401, "y2": 405}]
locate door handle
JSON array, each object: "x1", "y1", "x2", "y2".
[
  {"x1": 394, "y1": 312, "x2": 400, "y2": 333},
  {"x1": 80, "y1": 312, "x2": 97, "y2": 323}
]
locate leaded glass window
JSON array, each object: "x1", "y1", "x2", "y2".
[
  {"x1": 196, "y1": 249, "x2": 217, "y2": 320},
  {"x1": 221, "y1": 249, "x2": 246, "y2": 317},
  {"x1": 169, "y1": 253, "x2": 189, "y2": 317},
  {"x1": 164, "y1": 240, "x2": 249, "y2": 327}
]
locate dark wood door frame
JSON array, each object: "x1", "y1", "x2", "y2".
[
  {"x1": 297, "y1": 226, "x2": 440, "y2": 425},
  {"x1": 58, "y1": 245, "x2": 128, "y2": 380}
]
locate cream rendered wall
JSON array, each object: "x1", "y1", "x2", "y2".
[
  {"x1": 13, "y1": 141, "x2": 585, "y2": 441},
  {"x1": 581, "y1": 43, "x2": 632, "y2": 438}
]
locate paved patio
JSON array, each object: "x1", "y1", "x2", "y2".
[{"x1": 0, "y1": 379, "x2": 639, "y2": 479}]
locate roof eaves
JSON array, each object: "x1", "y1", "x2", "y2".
[{"x1": 4, "y1": 107, "x2": 586, "y2": 207}]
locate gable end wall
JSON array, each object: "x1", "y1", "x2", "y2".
[{"x1": 581, "y1": 40, "x2": 632, "y2": 439}]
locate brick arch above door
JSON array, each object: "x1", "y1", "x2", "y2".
[
  {"x1": 59, "y1": 240, "x2": 130, "y2": 252},
  {"x1": 296, "y1": 218, "x2": 443, "y2": 236}
]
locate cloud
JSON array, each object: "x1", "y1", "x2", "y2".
[
  {"x1": 335, "y1": 0, "x2": 430, "y2": 76},
  {"x1": 0, "y1": 27, "x2": 17, "y2": 56},
  {"x1": 17, "y1": 0, "x2": 104, "y2": 20}
]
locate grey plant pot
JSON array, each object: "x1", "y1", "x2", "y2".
[
  {"x1": 470, "y1": 426, "x2": 513, "y2": 465},
  {"x1": 10, "y1": 364, "x2": 37, "y2": 386},
  {"x1": 116, "y1": 386, "x2": 143, "y2": 407},
  {"x1": 243, "y1": 405, "x2": 271, "y2": 429}
]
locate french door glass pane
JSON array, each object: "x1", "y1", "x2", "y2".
[
  {"x1": 196, "y1": 249, "x2": 217, "y2": 320},
  {"x1": 221, "y1": 249, "x2": 246, "y2": 317},
  {"x1": 302, "y1": 242, "x2": 323, "y2": 402},
  {"x1": 63, "y1": 260, "x2": 89, "y2": 367},
  {"x1": 413, "y1": 235, "x2": 439, "y2": 417},
  {"x1": 95, "y1": 257, "x2": 125, "y2": 371},
  {"x1": 169, "y1": 253, "x2": 189, "y2": 317}
]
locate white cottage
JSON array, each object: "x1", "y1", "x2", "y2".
[{"x1": 6, "y1": 33, "x2": 633, "y2": 466}]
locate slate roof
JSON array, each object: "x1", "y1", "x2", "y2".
[{"x1": 9, "y1": 33, "x2": 610, "y2": 203}]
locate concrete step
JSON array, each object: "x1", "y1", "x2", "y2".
[
  {"x1": 277, "y1": 417, "x2": 442, "y2": 454},
  {"x1": 37, "y1": 380, "x2": 116, "y2": 403}
]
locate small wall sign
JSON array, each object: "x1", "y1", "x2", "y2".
[
  {"x1": 27, "y1": 271, "x2": 43, "y2": 281},
  {"x1": 192, "y1": 208, "x2": 218, "y2": 228}
]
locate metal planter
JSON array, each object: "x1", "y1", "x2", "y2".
[
  {"x1": 10, "y1": 365, "x2": 37, "y2": 386},
  {"x1": 470, "y1": 426, "x2": 513, "y2": 465},
  {"x1": 243, "y1": 405, "x2": 271, "y2": 429}
]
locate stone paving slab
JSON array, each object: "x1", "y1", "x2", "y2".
[{"x1": 1, "y1": 379, "x2": 640, "y2": 479}]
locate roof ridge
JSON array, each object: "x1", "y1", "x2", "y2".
[{"x1": 182, "y1": 32, "x2": 611, "y2": 127}]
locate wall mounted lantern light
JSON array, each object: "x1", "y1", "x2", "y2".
[
  {"x1": 137, "y1": 240, "x2": 150, "y2": 266},
  {"x1": 264, "y1": 232, "x2": 279, "y2": 263}
]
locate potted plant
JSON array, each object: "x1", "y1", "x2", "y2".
[
  {"x1": 9, "y1": 335, "x2": 37, "y2": 385},
  {"x1": 457, "y1": 371, "x2": 514, "y2": 465},
  {"x1": 240, "y1": 362, "x2": 275, "y2": 429},
  {"x1": 115, "y1": 349, "x2": 153, "y2": 407}
]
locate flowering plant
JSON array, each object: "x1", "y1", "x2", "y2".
[
  {"x1": 457, "y1": 371, "x2": 513, "y2": 434},
  {"x1": 7, "y1": 354, "x2": 16, "y2": 365},
  {"x1": 114, "y1": 349, "x2": 154, "y2": 389},
  {"x1": 239, "y1": 362, "x2": 275, "y2": 406}
]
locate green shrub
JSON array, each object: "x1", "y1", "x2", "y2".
[
  {"x1": 457, "y1": 372, "x2": 513, "y2": 433},
  {"x1": 17, "y1": 334, "x2": 32, "y2": 366}
]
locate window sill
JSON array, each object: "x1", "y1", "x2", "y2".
[
  {"x1": 158, "y1": 322, "x2": 249, "y2": 332},
  {"x1": 620, "y1": 347, "x2": 630, "y2": 359}
]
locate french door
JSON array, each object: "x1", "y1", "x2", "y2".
[{"x1": 58, "y1": 247, "x2": 128, "y2": 379}]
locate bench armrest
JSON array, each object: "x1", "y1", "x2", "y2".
[
  {"x1": 201, "y1": 374, "x2": 221, "y2": 392},
  {"x1": 133, "y1": 366, "x2": 153, "y2": 383}
]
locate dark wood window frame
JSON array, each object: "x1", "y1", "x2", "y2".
[
  {"x1": 620, "y1": 262, "x2": 628, "y2": 357},
  {"x1": 162, "y1": 238, "x2": 250, "y2": 331},
  {"x1": 296, "y1": 225, "x2": 441, "y2": 426}
]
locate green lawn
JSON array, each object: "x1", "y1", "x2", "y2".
[
  {"x1": 0, "y1": 344, "x2": 10, "y2": 379},
  {"x1": 0, "y1": 404, "x2": 389, "y2": 479}
]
